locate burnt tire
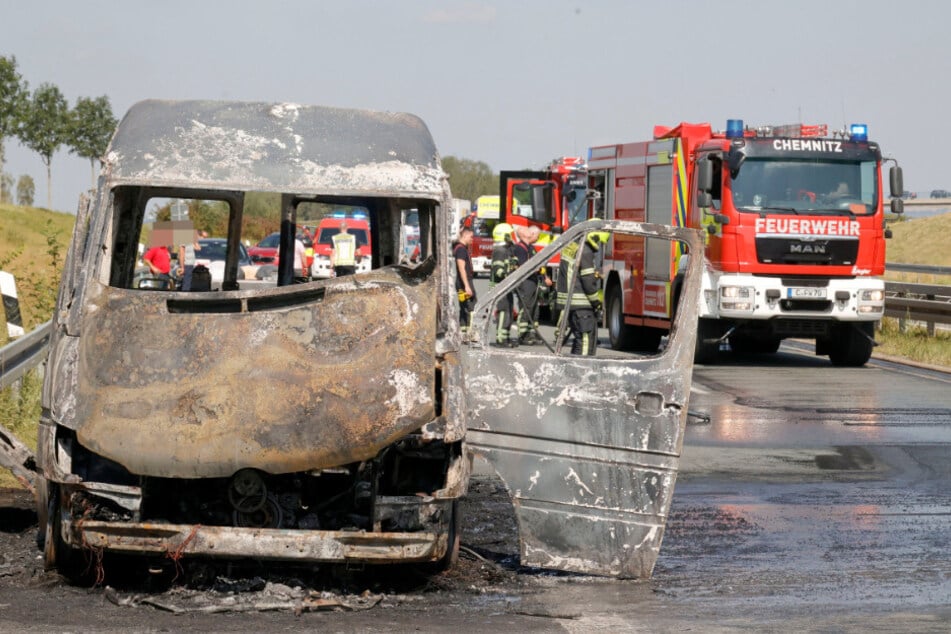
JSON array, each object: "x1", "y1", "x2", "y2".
[
  {"x1": 426, "y1": 500, "x2": 460, "y2": 573},
  {"x1": 42, "y1": 483, "x2": 91, "y2": 584},
  {"x1": 828, "y1": 322, "x2": 874, "y2": 367}
]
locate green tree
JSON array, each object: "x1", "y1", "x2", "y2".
[
  {"x1": 0, "y1": 172, "x2": 12, "y2": 204},
  {"x1": 0, "y1": 55, "x2": 29, "y2": 180},
  {"x1": 19, "y1": 83, "x2": 70, "y2": 210},
  {"x1": 16, "y1": 174, "x2": 34, "y2": 206},
  {"x1": 441, "y1": 155, "x2": 499, "y2": 202},
  {"x1": 69, "y1": 95, "x2": 117, "y2": 188}
]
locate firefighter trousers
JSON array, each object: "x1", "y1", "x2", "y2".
[
  {"x1": 568, "y1": 308, "x2": 598, "y2": 356},
  {"x1": 495, "y1": 292, "x2": 514, "y2": 343}
]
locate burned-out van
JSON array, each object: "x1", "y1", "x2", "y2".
[{"x1": 36, "y1": 100, "x2": 469, "y2": 576}]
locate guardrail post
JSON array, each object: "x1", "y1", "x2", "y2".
[
  {"x1": 0, "y1": 271, "x2": 25, "y2": 339},
  {"x1": 926, "y1": 293, "x2": 936, "y2": 336}
]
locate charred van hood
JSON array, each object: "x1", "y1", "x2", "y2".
[{"x1": 71, "y1": 266, "x2": 437, "y2": 478}]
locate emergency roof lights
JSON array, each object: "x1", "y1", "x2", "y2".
[
  {"x1": 726, "y1": 119, "x2": 744, "y2": 139},
  {"x1": 849, "y1": 123, "x2": 868, "y2": 142}
]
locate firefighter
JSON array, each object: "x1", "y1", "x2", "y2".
[
  {"x1": 514, "y1": 225, "x2": 543, "y2": 345},
  {"x1": 331, "y1": 221, "x2": 357, "y2": 276},
  {"x1": 557, "y1": 232, "x2": 603, "y2": 355},
  {"x1": 490, "y1": 223, "x2": 518, "y2": 346}
]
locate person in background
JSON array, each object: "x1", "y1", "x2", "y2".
[
  {"x1": 489, "y1": 223, "x2": 518, "y2": 346},
  {"x1": 453, "y1": 227, "x2": 476, "y2": 338},
  {"x1": 294, "y1": 234, "x2": 309, "y2": 282},
  {"x1": 178, "y1": 230, "x2": 201, "y2": 291},
  {"x1": 557, "y1": 233, "x2": 603, "y2": 355},
  {"x1": 331, "y1": 221, "x2": 357, "y2": 277},
  {"x1": 143, "y1": 243, "x2": 172, "y2": 287},
  {"x1": 513, "y1": 225, "x2": 545, "y2": 345}
]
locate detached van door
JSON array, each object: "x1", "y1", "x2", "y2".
[{"x1": 462, "y1": 219, "x2": 702, "y2": 579}]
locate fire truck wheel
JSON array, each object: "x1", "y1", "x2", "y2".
[
  {"x1": 606, "y1": 285, "x2": 636, "y2": 351},
  {"x1": 827, "y1": 322, "x2": 874, "y2": 367},
  {"x1": 729, "y1": 334, "x2": 781, "y2": 355}
]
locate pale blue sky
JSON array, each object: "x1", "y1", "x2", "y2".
[{"x1": 2, "y1": 0, "x2": 947, "y2": 212}]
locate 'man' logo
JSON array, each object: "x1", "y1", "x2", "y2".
[{"x1": 790, "y1": 243, "x2": 827, "y2": 254}]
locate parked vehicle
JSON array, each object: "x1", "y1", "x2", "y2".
[
  {"x1": 587, "y1": 120, "x2": 902, "y2": 366},
  {"x1": 249, "y1": 231, "x2": 313, "y2": 272},
  {"x1": 498, "y1": 156, "x2": 588, "y2": 317},
  {"x1": 930, "y1": 189, "x2": 951, "y2": 198},
  {"x1": 34, "y1": 98, "x2": 705, "y2": 584},
  {"x1": 462, "y1": 195, "x2": 500, "y2": 277},
  {"x1": 309, "y1": 216, "x2": 372, "y2": 278},
  {"x1": 247, "y1": 232, "x2": 281, "y2": 264},
  {"x1": 194, "y1": 237, "x2": 252, "y2": 286},
  {"x1": 35, "y1": 100, "x2": 467, "y2": 578}
]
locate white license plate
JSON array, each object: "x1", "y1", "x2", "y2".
[{"x1": 788, "y1": 287, "x2": 826, "y2": 299}]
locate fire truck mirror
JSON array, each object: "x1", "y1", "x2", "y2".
[
  {"x1": 697, "y1": 191, "x2": 713, "y2": 208},
  {"x1": 727, "y1": 146, "x2": 746, "y2": 177},
  {"x1": 532, "y1": 183, "x2": 555, "y2": 225},
  {"x1": 890, "y1": 198, "x2": 904, "y2": 215},
  {"x1": 889, "y1": 165, "x2": 903, "y2": 197},
  {"x1": 697, "y1": 159, "x2": 714, "y2": 193}
]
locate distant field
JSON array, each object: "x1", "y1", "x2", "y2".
[
  {"x1": 885, "y1": 210, "x2": 951, "y2": 282},
  {"x1": 0, "y1": 203, "x2": 75, "y2": 340}
]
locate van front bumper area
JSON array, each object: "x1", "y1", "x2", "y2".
[{"x1": 65, "y1": 520, "x2": 449, "y2": 564}]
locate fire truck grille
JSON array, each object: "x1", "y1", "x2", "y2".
[
  {"x1": 779, "y1": 299, "x2": 832, "y2": 313},
  {"x1": 755, "y1": 237, "x2": 859, "y2": 266},
  {"x1": 772, "y1": 319, "x2": 831, "y2": 336}
]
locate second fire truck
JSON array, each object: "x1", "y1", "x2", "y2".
[
  {"x1": 586, "y1": 120, "x2": 903, "y2": 366},
  {"x1": 498, "y1": 157, "x2": 588, "y2": 317}
]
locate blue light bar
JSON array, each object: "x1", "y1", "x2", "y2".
[
  {"x1": 726, "y1": 119, "x2": 744, "y2": 139},
  {"x1": 849, "y1": 123, "x2": 868, "y2": 142}
]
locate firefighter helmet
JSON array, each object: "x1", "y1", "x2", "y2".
[{"x1": 492, "y1": 223, "x2": 513, "y2": 243}]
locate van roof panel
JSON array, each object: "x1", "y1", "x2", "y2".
[{"x1": 104, "y1": 100, "x2": 446, "y2": 196}]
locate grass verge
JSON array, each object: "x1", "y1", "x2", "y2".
[{"x1": 876, "y1": 317, "x2": 951, "y2": 368}]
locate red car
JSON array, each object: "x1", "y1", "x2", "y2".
[{"x1": 248, "y1": 232, "x2": 313, "y2": 270}]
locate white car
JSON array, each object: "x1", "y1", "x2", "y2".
[{"x1": 193, "y1": 238, "x2": 252, "y2": 286}]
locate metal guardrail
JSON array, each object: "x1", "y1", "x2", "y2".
[
  {"x1": 884, "y1": 264, "x2": 951, "y2": 333},
  {"x1": 0, "y1": 320, "x2": 49, "y2": 493},
  {"x1": 0, "y1": 320, "x2": 52, "y2": 390},
  {"x1": 885, "y1": 262, "x2": 951, "y2": 277}
]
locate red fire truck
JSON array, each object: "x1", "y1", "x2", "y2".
[
  {"x1": 499, "y1": 157, "x2": 588, "y2": 239},
  {"x1": 498, "y1": 157, "x2": 588, "y2": 317},
  {"x1": 587, "y1": 120, "x2": 903, "y2": 366}
]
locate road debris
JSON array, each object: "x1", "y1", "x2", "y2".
[{"x1": 104, "y1": 581, "x2": 384, "y2": 615}]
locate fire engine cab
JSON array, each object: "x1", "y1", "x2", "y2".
[
  {"x1": 498, "y1": 157, "x2": 588, "y2": 317},
  {"x1": 587, "y1": 120, "x2": 903, "y2": 366}
]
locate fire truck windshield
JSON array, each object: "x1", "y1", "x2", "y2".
[
  {"x1": 567, "y1": 185, "x2": 589, "y2": 225},
  {"x1": 729, "y1": 158, "x2": 878, "y2": 216}
]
